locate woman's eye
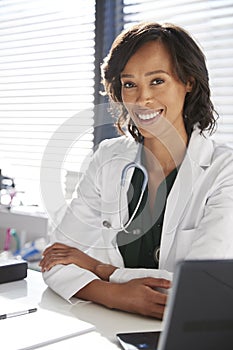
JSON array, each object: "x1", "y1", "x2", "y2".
[
  {"x1": 122, "y1": 81, "x2": 135, "y2": 88},
  {"x1": 152, "y1": 78, "x2": 164, "y2": 85}
]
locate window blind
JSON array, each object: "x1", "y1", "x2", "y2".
[
  {"x1": 0, "y1": 0, "x2": 96, "y2": 207},
  {"x1": 122, "y1": 0, "x2": 233, "y2": 147}
]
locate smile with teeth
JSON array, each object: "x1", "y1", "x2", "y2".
[{"x1": 137, "y1": 110, "x2": 162, "y2": 121}]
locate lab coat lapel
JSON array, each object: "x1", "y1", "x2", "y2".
[
  {"x1": 160, "y1": 129, "x2": 214, "y2": 266},
  {"x1": 162, "y1": 153, "x2": 203, "y2": 234}
]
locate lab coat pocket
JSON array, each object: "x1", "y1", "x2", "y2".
[{"x1": 175, "y1": 228, "x2": 196, "y2": 261}]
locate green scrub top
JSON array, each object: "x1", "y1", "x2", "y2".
[{"x1": 117, "y1": 164, "x2": 178, "y2": 269}]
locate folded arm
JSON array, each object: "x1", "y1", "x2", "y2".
[
  {"x1": 40, "y1": 243, "x2": 171, "y2": 319},
  {"x1": 40, "y1": 242, "x2": 117, "y2": 281}
]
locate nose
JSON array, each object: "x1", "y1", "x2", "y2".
[{"x1": 136, "y1": 86, "x2": 153, "y2": 106}]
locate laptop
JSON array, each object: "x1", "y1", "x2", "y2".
[{"x1": 117, "y1": 259, "x2": 233, "y2": 350}]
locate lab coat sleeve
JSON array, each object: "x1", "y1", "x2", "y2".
[
  {"x1": 109, "y1": 268, "x2": 173, "y2": 283},
  {"x1": 42, "y1": 140, "x2": 118, "y2": 302},
  {"x1": 43, "y1": 265, "x2": 99, "y2": 303}
]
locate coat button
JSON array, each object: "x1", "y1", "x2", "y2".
[
  {"x1": 132, "y1": 228, "x2": 141, "y2": 235},
  {"x1": 153, "y1": 247, "x2": 160, "y2": 263}
]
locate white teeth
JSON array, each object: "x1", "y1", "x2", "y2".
[{"x1": 137, "y1": 110, "x2": 161, "y2": 120}]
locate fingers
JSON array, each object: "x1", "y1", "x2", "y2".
[
  {"x1": 39, "y1": 252, "x2": 64, "y2": 272},
  {"x1": 148, "y1": 303, "x2": 165, "y2": 320},
  {"x1": 39, "y1": 243, "x2": 72, "y2": 271},
  {"x1": 144, "y1": 284, "x2": 169, "y2": 318},
  {"x1": 39, "y1": 257, "x2": 61, "y2": 272},
  {"x1": 116, "y1": 278, "x2": 170, "y2": 319},
  {"x1": 143, "y1": 277, "x2": 172, "y2": 290},
  {"x1": 143, "y1": 278, "x2": 171, "y2": 308},
  {"x1": 42, "y1": 242, "x2": 68, "y2": 255}
]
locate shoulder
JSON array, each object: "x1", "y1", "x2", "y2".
[
  {"x1": 209, "y1": 132, "x2": 233, "y2": 162},
  {"x1": 211, "y1": 140, "x2": 233, "y2": 177},
  {"x1": 189, "y1": 128, "x2": 233, "y2": 168},
  {"x1": 212, "y1": 140, "x2": 233, "y2": 158},
  {"x1": 200, "y1": 133, "x2": 233, "y2": 181},
  {"x1": 188, "y1": 130, "x2": 233, "y2": 192}
]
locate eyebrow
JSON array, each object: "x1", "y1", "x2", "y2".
[{"x1": 120, "y1": 70, "x2": 170, "y2": 78}]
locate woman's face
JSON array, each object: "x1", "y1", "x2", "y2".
[{"x1": 120, "y1": 40, "x2": 192, "y2": 140}]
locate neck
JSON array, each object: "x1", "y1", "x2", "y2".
[{"x1": 143, "y1": 127, "x2": 188, "y2": 175}]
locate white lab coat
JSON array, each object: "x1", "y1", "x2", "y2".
[{"x1": 43, "y1": 128, "x2": 233, "y2": 302}]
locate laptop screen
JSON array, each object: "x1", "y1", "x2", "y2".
[{"x1": 157, "y1": 259, "x2": 233, "y2": 350}]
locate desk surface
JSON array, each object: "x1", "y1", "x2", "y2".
[{"x1": 0, "y1": 269, "x2": 162, "y2": 349}]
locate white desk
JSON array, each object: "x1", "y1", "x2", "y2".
[{"x1": 0, "y1": 269, "x2": 162, "y2": 349}]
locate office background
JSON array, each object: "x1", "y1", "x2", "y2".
[{"x1": 0, "y1": 0, "x2": 232, "y2": 212}]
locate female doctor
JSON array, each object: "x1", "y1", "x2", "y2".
[{"x1": 40, "y1": 22, "x2": 233, "y2": 319}]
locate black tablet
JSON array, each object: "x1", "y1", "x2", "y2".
[{"x1": 116, "y1": 331, "x2": 161, "y2": 350}]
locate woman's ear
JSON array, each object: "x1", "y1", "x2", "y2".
[{"x1": 186, "y1": 77, "x2": 194, "y2": 92}]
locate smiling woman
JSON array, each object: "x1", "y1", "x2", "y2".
[
  {"x1": 40, "y1": 22, "x2": 233, "y2": 320},
  {"x1": 102, "y1": 22, "x2": 216, "y2": 142}
]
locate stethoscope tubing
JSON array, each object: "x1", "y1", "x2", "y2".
[
  {"x1": 103, "y1": 158, "x2": 148, "y2": 233},
  {"x1": 119, "y1": 162, "x2": 148, "y2": 233}
]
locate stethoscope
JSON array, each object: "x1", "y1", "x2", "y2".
[
  {"x1": 102, "y1": 146, "x2": 161, "y2": 264},
  {"x1": 102, "y1": 145, "x2": 148, "y2": 234}
]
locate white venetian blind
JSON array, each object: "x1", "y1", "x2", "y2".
[
  {"x1": 0, "y1": 0, "x2": 96, "y2": 206},
  {"x1": 123, "y1": 0, "x2": 233, "y2": 147}
]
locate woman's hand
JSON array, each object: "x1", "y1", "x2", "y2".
[
  {"x1": 39, "y1": 242, "x2": 99, "y2": 273},
  {"x1": 40, "y1": 243, "x2": 171, "y2": 319},
  {"x1": 115, "y1": 277, "x2": 171, "y2": 319},
  {"x1": 39, "y1": 243, "x2": 117, "y2": 280},
  {"x1": 77, "y1": 277, "x2": 171, "y2": 320}
]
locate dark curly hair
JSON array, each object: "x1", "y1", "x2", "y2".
[{"x1": 101, "y1": 22, "x2": 218, "y2": 142}]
